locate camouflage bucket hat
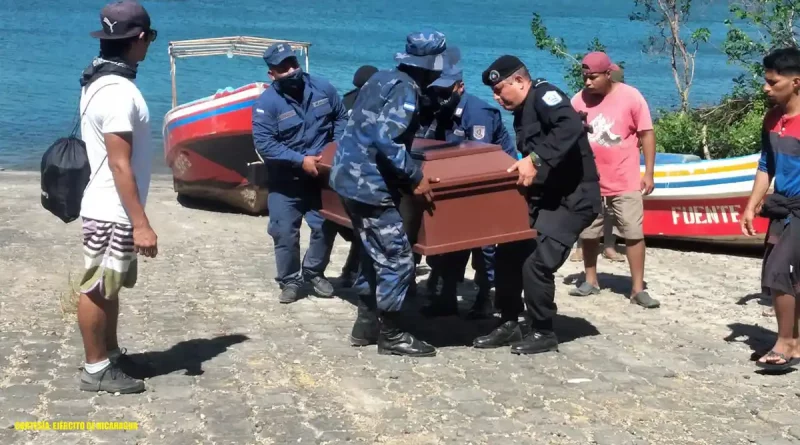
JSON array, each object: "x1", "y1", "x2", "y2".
[{"x1": 394, "y1": 30, "x2": 449, "y2": 71}]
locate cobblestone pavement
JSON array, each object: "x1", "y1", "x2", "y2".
[{"x1": 1, "y1": 171, "x2": 799, "y2": 445}]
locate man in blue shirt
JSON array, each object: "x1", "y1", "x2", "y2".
[
  {"x1": 418, "y1": 60, "x2": 516, "y2": 320},
  {"x1": 741, "y1": 47, "x2": 800, "y2": 372},
  {"x1": 252, "y1": 42, "x2": 348, "y2": 304},
  {"x1": 329, "y1": 30, "x2": 450, "y2": 357}
]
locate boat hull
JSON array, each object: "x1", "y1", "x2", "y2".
[
  {"x1": 639, "y1": 153, "x2": 768, "y2": 245},
  {"x1": 163, "y1": 83, "x2": 269, "y2": 213}
]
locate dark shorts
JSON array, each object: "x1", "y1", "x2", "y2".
[{"x1": 761, "y1": 219, "x2": 799, "y2": 297}]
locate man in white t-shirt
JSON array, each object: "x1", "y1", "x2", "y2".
[{"x1": 76, "y1": 0, "x2": 158, "y2": 394}]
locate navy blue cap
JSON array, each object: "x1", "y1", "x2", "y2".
[
  {"x1": 353, "y1": 65, "x2": 378, "y2": 88},
  {"x1": 90, "y1": 0, "x2": 152, "y2": 40},
  {"x1": 429, "y1": 46, "x2": 463, "y2": 88},
  {"x1": 263, "y1": 42, "x2": 297, "y2": 66},
  {"x1": 394, "y1": 30, "x2": 448, "y2": 71},
  {"x1": 430, "y1": 64, "x2": 463, "y2": 89}
]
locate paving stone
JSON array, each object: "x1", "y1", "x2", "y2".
[
  {"x1": 2, "y1": 171, "x2": 798, "y2": 444},
  {"x1": 46, "y1": 400, "x2": 95, "y2": 418},
  {"x1": 441, "y1": 387, "x2": 489, "y2": 402},
  {"x1": 0, "y1": 384, "x2": 47, "y2": 403},
  {"x1": 756, "y1": 409, "x2": 800, "y2": 427}
]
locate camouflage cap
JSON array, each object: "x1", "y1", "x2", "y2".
[
  {"x1": 263, "y1": 42, "x2": 297, "y2": 66},
  {"x1": 394, "y1": 29, "x2": 448, "y2": 71}
]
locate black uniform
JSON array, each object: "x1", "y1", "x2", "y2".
[{"x1": 476, "y1": 56, "x2": 601, "y2": 354}]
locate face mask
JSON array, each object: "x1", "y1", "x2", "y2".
[
  {"x1": 276, "y1": 68, "x2": 305, "y2": 94},
  {"x1": 437, "y1": 91, "x2": 461, "y2": 115},
  {"x1": 419, "y1": 91, "x2": 439, "y2": 112}
]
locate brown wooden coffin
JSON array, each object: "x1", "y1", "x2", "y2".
[{"x1": 317, "y1": 139, "x2": 536, "y2": 255}]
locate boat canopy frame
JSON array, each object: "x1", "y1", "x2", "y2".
[{"x1": 167, "y1": 36, "x2": 312, "y2": 108}]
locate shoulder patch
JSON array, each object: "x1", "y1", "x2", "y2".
[
  {"x1": 255, "y1": 108, "x2": 265, "y2": 114},
  {"x1": 278, "y1": 110, "x2": 297, "y2": 121},
  {"x1": 533, "y1": 78, "x2": 549, "y2": 88},
  {"x1": 472, "y1": 125, "x2": 486, "y2": 140},
  {"x1": 541, "y1": 90, "x2": 562, "y2": 106}
]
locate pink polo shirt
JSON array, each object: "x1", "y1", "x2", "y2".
[{"x1": 571, "y1": 83, "x2": 653, "y2": 196}]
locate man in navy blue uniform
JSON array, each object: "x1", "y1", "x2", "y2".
[
  {"x1": 252, "y1": 42, "x2": 348, "y2": 304},
  {"x1": 418, "y1": 60, "x2": 517, "y2": 319},
  {"x1": 329, "y1": 30, "x2": 451, "y2": 357}
]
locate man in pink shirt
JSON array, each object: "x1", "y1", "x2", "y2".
[{"x1": 569, "y1": 52, "x2": 659, "y2": 309}]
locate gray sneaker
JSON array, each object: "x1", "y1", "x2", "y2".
[
  {"x1": 79, "y1": 363, "x2": 145, "y2": 394},
  {"x1": 279, "y1": 285, "x2": 301, "y2": 304},
  {"x1": 631, "y1": 291, "x2": 660, "y2": 309},
  {"x1": 569, "y1": 282, "x2": 600, "y2": 297}
]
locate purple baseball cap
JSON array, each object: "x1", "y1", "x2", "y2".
[{"x1": 90, "y1": 0, "x2": 153, "y2": 40}]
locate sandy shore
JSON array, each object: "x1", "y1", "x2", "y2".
[{"x1": 1, "y1": 171, "x2": 798, "y2": 445}]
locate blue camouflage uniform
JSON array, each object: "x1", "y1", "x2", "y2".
[
  {"x1": 329, "y1": 32, "x2": 449, "y2": 313},
  {"x1": 420, "y1": 63, "x2": 517, "y2": 314},
  {"x1": 252, "y1": 42, "x2": 348, "y2": 291}
]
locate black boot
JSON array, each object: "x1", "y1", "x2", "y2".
[
  {"x1": 510, "y1": 330, "x2": 559, "y2": 355},
  {"x1": 377, "y1": 312, "x2": 436, "y2": 357},
  {"x1": 421, "y1": 286, "x2": 459, "y2": 318},
  {"x1": 464, "y1": 287, "x2": 496, "y2": 320},
  {"x1": 350, "y1": 302, "x2": 379, "y2": 346},
  {"x1": 338, "y1": 244, "x2": 361, "y2": 288},
  {"x1": 473, "y1": 319, "x2": 526, "y2": 348},
  {"x1": 426, "y1": 269, "x2": 440, "y2": 295}
]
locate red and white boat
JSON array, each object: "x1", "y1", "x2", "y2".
[
  {"x1": 163, "y1": 36, "x2": 311, "y2": 213},
  {"x1": 641, "y1": 152, "x2": 769, "y2": 244}
]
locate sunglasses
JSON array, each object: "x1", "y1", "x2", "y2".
[{"x1": 146, "y1": 28, "x2": 158, "y2": 42}]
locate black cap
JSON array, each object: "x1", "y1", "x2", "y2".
[
  {"x1": 352, "y1": 65, "x2": 378, "y2": 88},
  {"x1": 90, "y1": 0, "x2": 152, "y2": 40},
  {"x1": 482, "y1": 55, "x2": 525, "y2": 86}
]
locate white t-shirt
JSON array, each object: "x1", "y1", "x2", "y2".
[{"x1": 79, "y1": 74, "x2": 153, "y2": 225}]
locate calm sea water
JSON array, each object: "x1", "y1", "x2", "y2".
[{"x1": 0, "y1": 0, "x2": 743, "y2": 171}]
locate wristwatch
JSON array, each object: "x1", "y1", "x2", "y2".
[{"x1": 529, "y1": 152, "x2": 542, "y2": 168}]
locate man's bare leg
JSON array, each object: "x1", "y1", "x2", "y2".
[
  {"x1": 625, "y1": 238, "x2": 646, "y2": 296},
  {"x1": 77, "y1": 292, "x2": 109, "y2": 364},
  {"x1": 758, "y1": 290, "x2": 799, "y2": 365},
  {"x1": 602, "y1": 218, "x2": 623, "y2": 261},
  {"x1": 581, "y1": 238, "x2": 601, "y2": 287},
  {"x1": 793, "y1": 295, "x2": 800, "y2": 354},
  {"x1": 105, "y1": 298, "x2": 119, "y2": 352}
]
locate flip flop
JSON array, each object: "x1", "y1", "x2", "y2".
[
  {"x1": 756, "y1": 350, "x2": 800, "y2": 372},
  {"x1": 602, "y1": 251, "x2": 626, "y2": 262}
]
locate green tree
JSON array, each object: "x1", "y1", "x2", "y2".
[
  {"x1": 529, "y1": 13, "x2": 621, "y2": 95},
  {"x1": 722, "y1": 0, "x2": 800, "y2": 96},
  {"x1": 630, "y1": 0, "x2": 711, "y2": 112}
]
